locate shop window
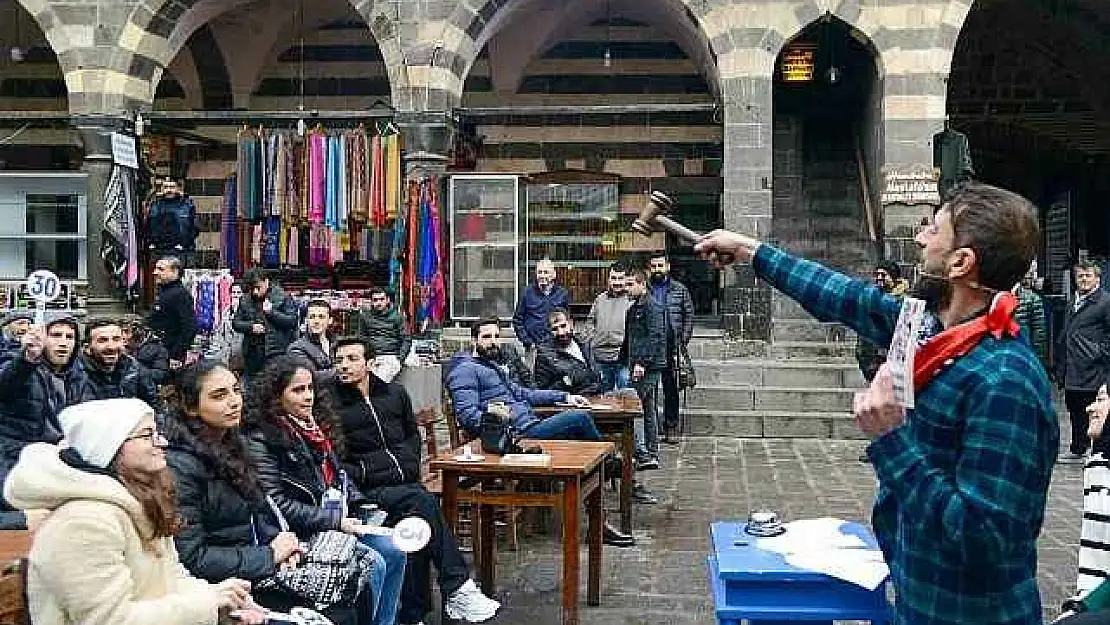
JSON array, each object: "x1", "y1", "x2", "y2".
[{"x1": 0, "y1": 177, "x2": 87, "y2": 281}]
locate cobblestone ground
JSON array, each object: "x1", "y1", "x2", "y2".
[{"x1": 434, "y1": 432, "x2": 1082, "y2": 625}]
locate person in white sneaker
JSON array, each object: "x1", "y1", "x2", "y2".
[{"x1": 331, "y1": 337, "x2": 500, "y2": 624}]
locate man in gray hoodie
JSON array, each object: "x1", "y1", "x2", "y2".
[{"x1": 584, "y1": 262, "x2": 632, "y2": 392}]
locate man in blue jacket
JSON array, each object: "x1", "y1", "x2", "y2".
[
  {"x1": 512, "y1": 258, "x2": 569, "y2": 354},
  {"x1": 446, "y1": 316, "x2": 635, "y2": 547}
]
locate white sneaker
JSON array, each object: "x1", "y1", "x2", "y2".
[{"x1": 444, "y1": 578, "x2": 501, "y2": 622}]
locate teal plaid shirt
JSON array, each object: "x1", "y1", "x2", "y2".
[{"x1": 754, "y1": 245, "x2": 1058, "y2": 625}]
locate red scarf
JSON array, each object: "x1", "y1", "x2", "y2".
[
  {"x1": 913, "y1": 292, "x2": 1020, "y2": 391},
  {"x1": 285, "y1": 415, "x2": 337, "y2": 486}
]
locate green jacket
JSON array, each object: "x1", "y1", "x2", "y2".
[
  {"x1": 354, "y1": 306, "x2": 412, "y2": 361},
  {"x1": 1014, "y1": 286, "x2": 1048, "y2": 369}
]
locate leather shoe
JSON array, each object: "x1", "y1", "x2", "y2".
[
  {"x1": 602, "y1": 523, "x2": 635, "y2": 547},
  {"x1": 662, "y1": 429, "x2": 680, "y2": 446}
]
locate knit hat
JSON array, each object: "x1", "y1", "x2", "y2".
[
  {"x1": 1, "y1": 311, "x2": 32, "y2": 327},
  {"x1": 58, "y1": 398, "x2": 154, "y2": 468}
]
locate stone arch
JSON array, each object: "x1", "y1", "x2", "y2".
[{"x1": 3, "y1": 0, "x2": 79, "y2": 111}]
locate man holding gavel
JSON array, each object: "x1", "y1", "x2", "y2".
[{"x1": 692, "y1": 183, "x2": 1057, "y2": 625}]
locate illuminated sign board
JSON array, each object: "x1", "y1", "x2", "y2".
[{"x1": 780, "y1": 44, "x2": 816, "y2": 83}]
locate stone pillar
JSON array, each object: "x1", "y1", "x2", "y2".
[
  {"x1": 396, "y1": 111, "x2": 454, "y2": 179},
  {"x1": 719, "y1": 77, "x2": 774, "y2": 341},
  {"x1": 75, "y1": 118, "x2": 129, "y2": 315}
]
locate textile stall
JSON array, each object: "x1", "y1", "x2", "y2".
[{"x1": 181, "y1": 268, "x2": 238, "y2": 364}]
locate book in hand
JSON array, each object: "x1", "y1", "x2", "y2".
[{"x1": 500, "y1": 454, "x2": 553, "y2": 468}]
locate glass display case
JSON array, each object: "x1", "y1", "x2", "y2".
[{"x1": 449, "y1": 174, "x2": 525, "y2": 320}]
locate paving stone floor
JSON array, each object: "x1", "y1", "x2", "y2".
[{"x1": 430, "y1": 433, "x2": 1083, "y2": 625}]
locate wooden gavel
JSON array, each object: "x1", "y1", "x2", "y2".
[{"x1": 631, "y1": 191, "x2": 734, "y2": 264}]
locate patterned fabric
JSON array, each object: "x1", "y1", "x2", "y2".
[
  {"x1": 1079, "y1": 452, "x2": 1110, "y2": 595},
  {"x1": 101, "y1": 164, "x2": 138, "y2": 297},
  {"x1": 753, "y1": 244, "x2": 1058, "y2": 625}
]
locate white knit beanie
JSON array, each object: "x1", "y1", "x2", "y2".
[{"x1": 58, "y1": 398, "x2": 153, "y2": 468}]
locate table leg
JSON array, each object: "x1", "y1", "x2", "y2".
[
  {"x1": 442, "y1": 470, "x2": 458, "y2": 533},
  {"x1": 586, "y1": 475, "x2": 602, "y2": 607},
  {"x1": 562, "y1": 476, "x2": 581, "y2": 625},
  {"x1": 620, "y1": 421, "x2": 634, "y2": 534},
  {"x1": 478, "y1": 503, "x2": 496, "y2": 595}
]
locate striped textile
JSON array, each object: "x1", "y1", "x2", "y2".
[{"x1": 1080, "y1": 453, "x2": 1110, "y2": 594}]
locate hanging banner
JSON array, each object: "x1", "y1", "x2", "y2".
[
  {"x1": 110, "y1": 133, "x2": 138, "y2": 169},
  {"x1": 880, "y1": 165, "x2": 941, "y2": 207}
]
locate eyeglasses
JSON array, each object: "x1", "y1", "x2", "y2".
[{"x1": 125, "y1": 429, "x2": 168, "y2": 445}]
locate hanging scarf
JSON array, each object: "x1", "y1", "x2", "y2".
[
  {"x1": 309, "y1": 131, "x2": 327, "y2": 223},
  {"x1": 913, "y1": 292, "x2": 1020, "y2": 391},
  {"x1": 385, "y1": 133, "x2": 401, "y2": 221},
  {"x1": 284, "y1": 414, "x2": 337, "y2": 487},
  {"x1": 221, "y1": 175, "x2": 240, "y2": 273},
  {"x1": 326, "y1": 134, "x2": 342, "y2": 230},
  {"x1": 370, "y1": 135, "x2": 386, "y2": 229}
]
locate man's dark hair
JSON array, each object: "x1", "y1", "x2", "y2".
[
  {"x1": 84, "y1": 317, "x2": 123, "y2": 343},
  {"x1": 158, "y1": 256, "x2": 183, "y2": 275},
  {"x1": 370, "y1": 287, "x2": 389, "y2": 298},
  {"x1": 547, "y1": 308, "x2": 570, "y2": 326},
  {"x1": 334, "y1": 335, "x2": 375, "y2": 360},
  {"x1": 628, "y1": 268, "x2": 648, "y2": 284},
  {"x1": 1076, "y1": 261, "x2": 1102, "y2": 276},
  {"x1": 609, "y1": 262, "x2": 627, "y2": 274},
  {"x1": 946, "y1": 182, "x2": 1041, "y2": 292},
  {"x1": 875, "y1": 260, "x2": 901, "y2": 281},
  {"x1": 305, "y1": 298, "x2": 331, "y2": 312},
  {"x1": 648, "y1": 252, "x2": 669, "y2": 263},
  {"x1": 242, "y1": 268, "x2": 268, "y2": 288},
  {"x1": 471, "y1": 316, "x2": 501, "y2": 338}
]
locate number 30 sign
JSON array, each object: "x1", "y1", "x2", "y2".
[{"x1": 26, "y1": 269, "x2": 62, "y2": 303}]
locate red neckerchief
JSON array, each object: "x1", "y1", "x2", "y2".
[
  {"x1": 913, "y1": 292, "x2": 1020, "y2": 392},
  {"x1": 285, "y1": 415, "x2": 337, "y2": 486}
]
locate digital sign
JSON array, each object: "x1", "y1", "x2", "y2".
[{"x1": 780, "y1": 44, "x2": 816, "y2": 83}]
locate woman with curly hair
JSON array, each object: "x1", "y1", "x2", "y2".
[
  {"x1": 243, "y1": 355, "x2": 406, "y2": 625},
  {"x1": 163, "y1": 360, "x2": 360, "y2": 624}
]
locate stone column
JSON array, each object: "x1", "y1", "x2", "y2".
[
  {"x1": 396, "y1": 110, "x2": 454, "y2": 179},
  {"x1": 75, "y1": 118, "x2": 129, "y2": 315},
  {"x1": 719, "y1": 77, "x2": 774, "y2": 341}
]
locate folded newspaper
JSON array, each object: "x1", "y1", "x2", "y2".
[{"x1": 751, "y1": 517, "x2": 889, "y2": 590}]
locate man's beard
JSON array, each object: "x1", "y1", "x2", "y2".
[
  {"x1": 650, "y1": 272, "x2": 666, "y2": 284},
  {"x1": 554, "y1": 334, "x2": 573, "y2": 348},
  {"x1": 477, "y1": 344, "x2": 501, "y2": 361},
  {"x1": 911, "y1": 273, "x2": 952, "y2": 314}
]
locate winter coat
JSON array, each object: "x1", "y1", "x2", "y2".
[
  {"x1": 147, "y1": 280, "x2": 197, "y2": 361},
  {"x1": 1058, "y1": 288, "x2": 1110, "y2": 391},
  {"x1": 353, "y1": 307, "x2": 412, "y2": 361},
  {"x1": 534, "y1": 340, "x2": 602, "y2": 395},
  {"x1": 245, "y1": 419, "x2": 362, "y2": 538},
  {"x1": 0, "y1": 335, "x2": 20, "y2": 369},
  {"x1": 512, "y1": 283, "x2": 570, "y2": 349},
  {"x1": 332, "y1": 378, "x2": 422, "y2": 489},
  {"x1": 650, "y1": 277, "x2": 694, "y2": 348},
  {"x1": 80, "y1": 354, "x2": 163, "y2": 413},
  {"x1": 1013, "y1": 286, "x2": 1049, "y2": 370},
  {"x1": 4, "y1": 443, "x2": 222, "y2": 625},
  {"x1": 584, "y1": 292, "x2": 631, "y2": 364},
  {"x1": 0, "y1": 350, "x2": 90, "y2": 466},
  {"x1": 498, "y1": 342, "x2": 533, "y2": 388},
  {"x1": 446, "y1": 352, "x2": 565, "y2": 434},
  {"x1": 619, "y1": 295, "x2": 668, "y2": 372},
  {"x1": 148, "y1": 195, "x2": 199, "y2": 251},
  {"x1": 162, "y1": 412, "x2": 280, "y2": 584},
  {"x1": 134, "y1": 336, "x2": 172, "y2": 386},
  {"x1": 232, "y1": 286, "x2": 300, "y2": 374},
  {"x1": 287, "y1": 335, "x2": 336, "y2": 386}
]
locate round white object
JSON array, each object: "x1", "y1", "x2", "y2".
[
  {"x1": 392, "y1": 516, "x2": 432, "y2": 553},
  {"x1": 25, "y1": 269, "x2": 62, "y2": 303}
]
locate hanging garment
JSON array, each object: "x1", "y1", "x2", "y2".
[
  {"x1": 326, "y1": 133, "x2": 342, "y2": 230},
  {"x1": 252, "y1": 224, "x2": 263, "y2": 266},
  {"x1": 389, "y1": 182, "x2": 412, "y2": 296},
  {"x1": 337, "y1": 133, "x2": 348, "y2": 229},
  {"x1": 261, "y1": 216, "x2": 281, "y2": 268},
  {"x1": 406, "y1": 179, "x2": 419, "y2": 323},
  {"x1": 426, "y1": 179, "x2": 446, "y2": 324},
  {"x1": 347, "y1": 130, "x2": 369, "y2": 223},
  {"x1": 221, "y1": 175, "x2": 239, "y2": 274},
  {"x1": 384, "y1": 133, "x2": 401, "y2": 221},
  {"x1": 370, "y1": 135, "x2": 385, "y2": 229},
  {"x1": 195, "y1": 278, "x2": 218, "y2": 334},
  {"x1": 102, "y1": 164, "x2": 139, "y2": 299},
  {"x1": 309, "y1": 131, "x2": 327, "y2": 223},
  {"x1": 273, "y1": 132, "x2": 288, "y2": 218},
  {"x1": 287, "y1": 226, "x2": 299, "y2": 266},
  {"x1": 310, "y1": 223, "x2": 330, "y2": 268}
]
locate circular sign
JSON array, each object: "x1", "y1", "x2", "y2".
[
  {"x1": 392, "y1": 516, "x2": 431, "y2": 553},
  {"x1": 25, "y1": 269, "x2": 61, "y2": 303}
]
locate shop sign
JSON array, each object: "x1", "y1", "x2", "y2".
[
  {"x1": 110, "y1": 132, "x2": 138, "y2": 169},
  {"x1": 880, "y1": 166, "x2": 941, "y2": 206},
  {"x1": 780, "y1": 44, "x2": 816, "y2": 83}
]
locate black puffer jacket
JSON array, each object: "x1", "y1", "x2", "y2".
[
  {"x1": 80, "y1": 353, "x2": 162, "y2": 412},
  {"x1": 652, "y1": 277, "x2": 695, "y2": 348},
  {"x1": 353, "y1": 306, "x2": 411, "y2": 361},
  {"x1": 232, "y1": 286, "x2": 300, "y2": 374},
  {"x1": 332, "y1": 378, "x2": 421, "y2": 489},
  {"x1": 534, "y1": 340, "x2": 602, "y2": 395},
  {"x1": 147, "y1": 279, "x2": 197, "y2": 361},
  {"x1": 0, "y1": 350, "x2": 90, "y2": 460},
  {"x1": 246, "y1": 418, "x2": 365, "y2": 538},
  {"x1": 620, "y1": 295, "x2": 668, "y2": 372},
  {"x1": 163, "y1": 412, "x2": 280, "y2": 584},
  {"x1": 133, "y1": 335, "x2": 171, "y2": 386}
]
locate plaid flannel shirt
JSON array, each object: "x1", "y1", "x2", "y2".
[{"x1": 754, "y1": 244, "x2": 1058, "y2": 625}]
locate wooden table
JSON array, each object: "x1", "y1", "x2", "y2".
[
  {"x1": 431, "y1": 440, "x2": 614, "y2": 625},
  {"x1": 535, "y1": 395, "x2": 640, "y2": 534}
]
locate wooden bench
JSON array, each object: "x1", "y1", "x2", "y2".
[{"x1": 0, "y1": 530, "x2": 31, "y2": 625}]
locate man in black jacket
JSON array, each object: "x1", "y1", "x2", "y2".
[
  {"x1": 354, "y1": 288, "x2": 411, "y2": 363},
  {"x1": 146, "y1": 256, "x2": 196, "y2": 368},
  {"x1": 80, "y1": 318, "x2": 162, "y2": 411},
  {"x1": 331, "y1": 336, "x2": 498, "y2": 625},
  {"x1": 534, "y1": 309, "x2": 601, "y2": 395},
  {"x1": 232, "y1": 269, "x2": 300, "y2": 379},
  {"x1": 621, "y1": 269, "x2": 668, "y2": 474},
  {"x1": 287, "y1": 298, "x2": 336, "y2": 385},
  {"x1": 0, "y1": 311, "x2": 31, "y2": 366},
  {"x1": 1058, "y1": 261, "x2": 1110, "y2": 462},
  {"x1": 648, "y1": 252, "x2": 694, "y2": 444}
]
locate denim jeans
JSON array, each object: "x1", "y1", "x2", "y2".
[
  {"x1": 359, "y1": 532, "x2": 407, "y2": 625},
  {"x1": 525, "y1": 409, "x2": 603, "y2": 440},
  {"x1": 597, "y1": 362, "x2": 630, "y2": 393},
  {"x1": 632, "y1": 371, "x2": 662, "y2": 459}
]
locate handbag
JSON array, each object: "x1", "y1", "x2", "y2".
[
  {"x1": 255, "y1": 496, "x2": 376, "y2": 612},
  {"x1": 676, "y1": 344, "x2": 697, "y2": 390},
  {"x1": 480, "y1": 401, "x2": 524, "y2": 455}
]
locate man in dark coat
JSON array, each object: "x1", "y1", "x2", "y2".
[
  {"x1": 648, "y1": 252, "x2": 694, "y2": 444},
  {"x1": 287, "y1": 298, "x2": 336, "y2": 385},
  {"x1": 80, "y1": 318, "x2": 162, "y2": 411},
  {"x1": 512, "y1": 258, "x2": 570, "y2": 354},
  {"x1": 232, "y1": 269, "x2": 299, "y2": 378},
  {"x1": 146, "y1": 256, "x2": 196, "y2": 368},
  {"x1": 0, "y1": 311, "x2": 32, "y2": 368},
  {"x1": 331, "y1": 337, "x2": 499, "y2": 625},
  {"x1": 621, "y1": 269, "x2": 668, "y2": 473},
  {"x1": 123, "y1": 317, "x2": 171, "y2": 386},
  {"x1": 1058, "y1": 261, "x2": 1110, "y2": 462},
  {"x1": 353, "y1": 287, "x2": 411, "y2": 362},
  {"x1": 534, "y1": 309, "x2": 601, "y2": 395}
]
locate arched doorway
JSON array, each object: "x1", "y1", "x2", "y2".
[
  {"x1": 772, "y1": 15, "x2": 882, "y2": 281},
  {"x1": 456, "y1": 0, "x2": 723, "y2": 316}
]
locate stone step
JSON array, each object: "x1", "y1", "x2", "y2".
[
  {"x1": 767, "y1": 341, "x2": 856, "y2": 360},
  {"x1": 770, "y1": 319, "x2": 854, "y2": 343},
  {"x1": 680, "y1": 409, "x2": 863, "y2": 439},
  {"x1": 691, "y1": 359, "x2": 865, "y2": 388},
  {"x1": 684, "y1": 385, "x2": 856, "y2": 412}
]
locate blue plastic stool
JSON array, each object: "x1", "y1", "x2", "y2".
[{"x1": 707, "y1": 521, "x2": 891, "y2": 625}]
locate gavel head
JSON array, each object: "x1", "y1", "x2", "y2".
[{"x1": 631, "y1": 190, "x2": 675, "y2": 236}]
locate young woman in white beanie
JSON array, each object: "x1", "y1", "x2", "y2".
[{"x1": 2, "y1": 397, "x2": 265, "y2": 625}]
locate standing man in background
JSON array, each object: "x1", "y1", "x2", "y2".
[
  {"x1": 1013, "y1": 266, "x2": 1049, "y2": 371},
  {"x1": 584, "y1": 262, "x2": 632, "y2": 392},
  {"x1": 1058, "y1": 261, "x2": 1110, "y2": 462},
  {"x1": 513, "y1": 258, "x2": 569, "y2": 364},
  {"x1": 146, "y1": 256, "x2": 196, "y2": 369},
  {"x1": 647, "y1": 252, "x2": 693, "y2": 445},
  {"x1": 232, "y1": 269, "x2": 299, "y2": 381}
]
